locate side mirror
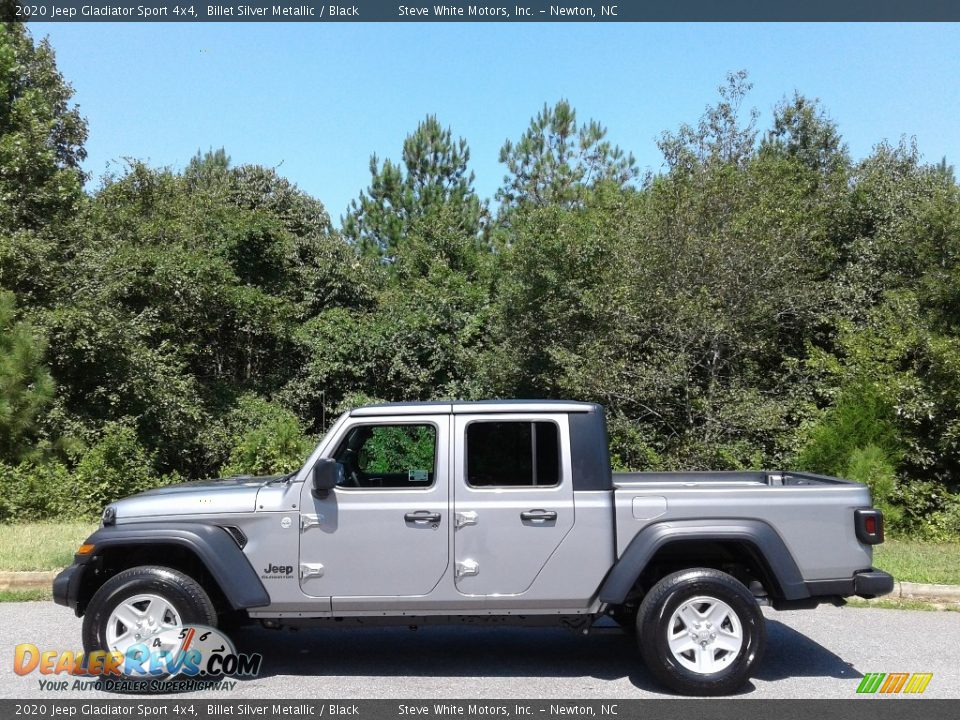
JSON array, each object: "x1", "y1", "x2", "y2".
[{"x1": 311, "y1": 459, "x2": 343, "y2": 498}]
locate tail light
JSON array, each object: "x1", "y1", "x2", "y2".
[{"x1": 855, "y1": 509, "x2": 884, "y2": 545}]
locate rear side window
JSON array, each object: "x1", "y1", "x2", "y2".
[{"x1": 466, "y1": 421, "x2": 560, "y2": 487}]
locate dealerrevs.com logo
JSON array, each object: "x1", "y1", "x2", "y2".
[
  {"x1": 14, "y1": 625, "x2": 262, "y2": 693},
  {"x1": 856, "y1": 672, "x2": 934, "y2": 695}
]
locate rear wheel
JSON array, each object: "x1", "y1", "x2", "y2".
[{"x1": 636, "y1": 568, "x2": 765, "y2": 696}]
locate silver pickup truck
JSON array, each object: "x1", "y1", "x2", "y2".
[{"x1": 54, "y1": 400, "x2": 893, "y2": 695}]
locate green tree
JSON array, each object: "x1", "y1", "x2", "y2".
[
  {"x1": 42, "y1": 156, "x2": 362, "y2": 475},
  {"x1": 184, "y1": 147, "x2": 232, "y2": 195},
  {"x1": 0, "y1": 23, "x2": 87, "y2": 233},
  {"x1": 486, "y1": 186, "x2": 631, "y2": 397},
  {"x1": 762, "y1": 93, "x2": 848, "y2": 178},
  {"x1": 490, "y1": 75, "x2": 853, "y2": 472},
  {"x1": 657, "y1": 71, "x2": 758, "y2": 172},
  {"x1": 497, "y1": 99, "x2": 637, "y2": 211},
  {"x1": 288, "y1": 204, "x2": 493, "y2": 421},
  {"x1": 795, "y1": 383, "x2": 901, "y2": 477},
  {"x1": 0, "y1": 290, "x2": 54, "y2": 462},
  {"x1": 72, "y1": 420, "x2": 163, "y2": 516},
  {"x1": 934, "y1": 156, "x2": 955, "y2": 183},
  {"x1": 219, "y1": 395, "x2": 313, "y2": 477},
  {"x1": 0, "y1": 23, "x2": 88, "y2": 307},
  {"x1": 344, "y1": 115, "x2": 484, "y2": 262}
]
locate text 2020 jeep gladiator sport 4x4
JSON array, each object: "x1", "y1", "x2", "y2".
[{"x1": 54, "y1": 400, "x2": 894, "y2": 695}]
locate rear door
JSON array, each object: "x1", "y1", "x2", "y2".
[
  {"x1": 298, "y1": 414, "x2": 449, "y2": 598},
  {"x1": 452, "y1": 413, "x2": 574, "y2": 596}
]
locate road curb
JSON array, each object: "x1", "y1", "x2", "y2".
[
  {"x1": 896, "y1": 581, "x2": 960, "y2": 602},
  {"x1": 0, "y1": 570, "x2": 58, "y2": 592}
]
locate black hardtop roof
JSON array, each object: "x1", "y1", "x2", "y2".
[{"x1": 350, "y1": 399, "x2": 603, "y2": 416}]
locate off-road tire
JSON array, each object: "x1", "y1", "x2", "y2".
[
  {"x1": 82, "y1": 565, "x2": 217, "y2": 684},
  {"x1": 636, "y1": 568, "x2": 765, "y2": 696}
]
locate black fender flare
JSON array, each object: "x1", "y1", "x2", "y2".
[
  {"x1": 597, "y1": 519, "x2": 809, "y2": 603},
  {"x1": 77, "y1": 522, "x2": 269, "y2": 610}
]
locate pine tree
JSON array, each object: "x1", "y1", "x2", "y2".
[
  {"x1": 343, "y1": 115, "x2": 484, "y2": 262},
  {"x1": 497, "y1": 99, "x2": 637, "y2": 211}
]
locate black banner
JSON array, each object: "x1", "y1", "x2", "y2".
[
  {"x1": 6, "y1": 0, "x2": 960, "y2": 23},
  {"x1": 1, "y1": 700, "x2": 959, "y2": 720}
]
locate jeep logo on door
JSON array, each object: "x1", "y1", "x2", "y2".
[{"x1": 262, "y1": 563, "x2": 294, "y2": 578}]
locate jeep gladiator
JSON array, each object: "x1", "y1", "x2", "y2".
[{"x1": 54, "y1": 400, "x2": 894, "y2": 695}]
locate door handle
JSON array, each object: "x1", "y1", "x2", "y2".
[
  {"x1": 404, "y1": 511, "x2": 441, "y2": 523},
  {"x1": 521, "y1": 509, "x2": 557, "y2": 522}
]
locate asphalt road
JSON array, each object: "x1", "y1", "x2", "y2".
[{"x1": 1, "y1": 602, "x2": 957, "y2": 699}]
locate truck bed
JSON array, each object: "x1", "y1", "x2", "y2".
[{"x1": 610, "y1": 469, "x2": 874, "y2": 581}]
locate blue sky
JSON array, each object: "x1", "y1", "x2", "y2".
[{"x1": 32, "y1": 22, "x2": 960, "y2": 222}]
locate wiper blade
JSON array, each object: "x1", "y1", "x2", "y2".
[{"x1": 266, "y1": 471, "x2": 297, "y2": 485}]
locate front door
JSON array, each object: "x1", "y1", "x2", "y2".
[
  {"x1": 453, "y1": 413, "x2": 574, "y2": 596},
  {"x1": 299, "y1": 414, "x2": 449, "y2": 598}
]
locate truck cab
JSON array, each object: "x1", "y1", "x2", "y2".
[{"x1": 291, "y1": 401, "x2": 613, "y2": 611}]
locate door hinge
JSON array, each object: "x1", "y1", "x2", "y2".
[
  {"x1": 299, "y1": 562, "x2": 324, "y2": 579},
  {"x1": 300, "y1": 514, "x2": 324, "y2": 531},
  {"x1": 455, "y1": 559, "x2": 479, "y2": 578},
  {"x1": 455, "y1": 511, "x2": 478, "y2": 529}
]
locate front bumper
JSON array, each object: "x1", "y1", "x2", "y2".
[{"x1": 52, "y1": 562, "x2": 86, "y2": 615}]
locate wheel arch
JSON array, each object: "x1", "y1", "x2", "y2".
[
  {"x1": 73, "y1": 523, "x2": 269, "y2": 615},
  {"x1": 597, "y1": 519, "x2": 808, "y2": 604}
]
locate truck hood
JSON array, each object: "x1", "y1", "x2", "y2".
[{"x1": 110, "y1": 475, "x2": 284, "y2": 521}]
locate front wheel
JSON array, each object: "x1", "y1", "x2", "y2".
[
  {"x1": 82, "y1": 565, "x2": 218, "y2": 681},
  {"x1": 636, "y1": 568, "x2": 765, "y2": 696}
]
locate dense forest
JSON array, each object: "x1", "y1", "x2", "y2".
[{"x1": 1, "y1": 25, "x2": 959, "y2": 538}]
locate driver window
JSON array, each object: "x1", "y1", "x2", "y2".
[{"x1": 332, "y1": 423, "x2": 437, "y2": 489}]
